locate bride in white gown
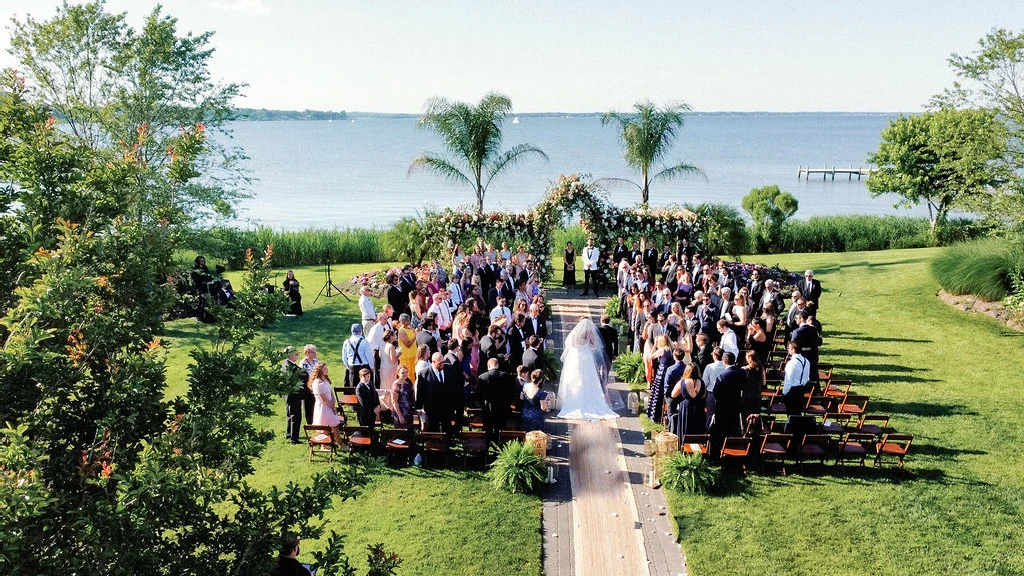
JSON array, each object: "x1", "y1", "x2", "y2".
[{"x1": 557, "y1": 317, "x2": 619, "y2": 420}]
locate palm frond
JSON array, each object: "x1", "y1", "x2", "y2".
[
  {"x1": 407, "y1": 154, "x2": 473, "y2": 188},
  {"x1": 651, "y1": 162, "x2": 707, "y2": 183},
  {"x1": 593, "y1": 176, "x2": 642, "y2": 191},
  {"x1": 482, "y1": 143, "x2": 548, "y2": 190}
]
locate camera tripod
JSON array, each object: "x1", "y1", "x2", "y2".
[{"x1": 314, "y1": 261, "x2": 350, "y2": 304}]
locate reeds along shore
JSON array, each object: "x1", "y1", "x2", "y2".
[{"x1": 191, "y1": 215, "x2": 985, "y2": 270}]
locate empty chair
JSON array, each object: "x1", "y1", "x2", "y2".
[
  {"x1": 803, "y1": 393, "x2": 832, "y2": 416},
  {"x1": 816, "y1": 363, "x2": 834, "y2": 384},
  {"x1": 823, "y1": 378, "x2": 852, "y2": 399},
  {"x1": 379, "y1": 428, "x2": 412, "y2": 467},
  {"x1": 798, "y1": 434, "x2": 830, "y2": 472},
  {"x1": 745, "y1": 414, "x2": 775, "y2": 437},
  {"x1": 858, "y1": 414, "x2": 890, "y2": 439},
  {"x1": 342, "y1": 425, "x2": 374, "y2": 458},
  {"x1": 759, "y1": 433, "x2": 792, "y2": 475},
  {"x1": 466, "y1": 408, "x2": 486, "y2": 430},
  {"x1": 874, "y1": 434, "x2": 913, "y2": 468},
  {"x1": 680, "y1": 434, "x2": 711, "y2": 455},
  {"x1": 304, "y1": 425, "x2": 337, "y2": 463},
  {"x1": 720, "y1": 436, "x2": 753, "y2": 473},
  {"x1": 835, "y1": 432, "x2": 874, "y2": 472},
  {"x1": 838, "y1": 394, "x2": 869, "y2": 417},
  {"x1": 420, "y1": 431, "x2": 449, "y2": 467},
  {"x1": 822, "y1": 413, "x2": 854, "y2": 436},
  {"x1": 461, "y1": 431, "x2": 490, "y2": 468},
  {"x1": 498, "y1": 429, "x2": 526, "y2": 447}
]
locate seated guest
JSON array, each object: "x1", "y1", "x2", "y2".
[
  {"x1": 521, "y1": 369, "x2": 550, "y2": 432},
  {"x1": 355, "y1": 368, "x2": 380, "y2": 427},
  {"x1": 215, "y1": 279, "x2": 236, "y2": 307},
  {"x1": 273, "y1": 535, "x2": 311, "y2": 576}
]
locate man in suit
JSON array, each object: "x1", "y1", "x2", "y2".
[
  {"x1": 746, "y1": 269, "x2": 765, "y2": 314},
  {"x1": 476, "y1": 358, "x2": 517, "y2": 440},
  {"x1": 629, "y1": 240, "x2": 643, "y2": 265},
  {"x1": 613, "y1": 236, "x2": 629, "y2": 263},
  {"x1": 281, "y1": 346, "x2": 311, "y2": 444},
  {"x1": 580, "y1": 237, "x2": 601, "y2": 296},
  {"x1": 661, "y1": 254, "x2": 679, "y2": 288},
  {"x1": 798, "y1": 270, "x2": 822, "y2": 315},
  {"x1": 354, "y1": 368, "x2": 380, "y2": 427},
  {"x1": 479, "y1": 324, "x2": 509, "y2": 371},
  {"x1": 442, "y1": 344, "x2": 468, "y2": 433},
  {"x1": 523, "y1": 303, "x2": 548, "y2": 349},
  {"x1": 416, "y1": 352, "x2": 451, "y2": 433},
  {"x1": 386, "y1": 273, "x2": 406, "y2": 319},
  {"x1": 759, "y1": 279, "x2": 786, "y2": 319},
  {"x1": 598, "y1": 314, "x2": 619, "y2": 361},
  {"x1": 642, "y1": 239, "x2": 659, "y2": 274},
  {"x1": 693, "y1": 333, "x2": 713, "y2": 374},
  {"x1": 696, "y1": 291, "x2": 720, "y2": 344},
  {"x1": 521, "y1": 335, "x2": 547, "y2": 375},
  {"x1": 507, "y1": 313, "x2": 528, "y2": 369},
  {"x1": 399, "y1": 265, "x2": 417, "y2": 301},
  {"x1": 708, "y1": 351, "x2": 745, "y2": 458},
  {"x1": 415, "y1": 317, "x2": 438, "y2": 354},
  {"x1": 790, "y1": 311, "x2": 823, "y2": 389}
]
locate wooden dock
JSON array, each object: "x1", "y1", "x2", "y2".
[{"x1": 798, "y1": 165, "x2": 878, "y2": 181}]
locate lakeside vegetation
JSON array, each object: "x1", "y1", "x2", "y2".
[{"x1": 237, "y1": 107, "x2": 348, "y2": 121}]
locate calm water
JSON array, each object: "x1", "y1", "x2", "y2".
[{"x1": 222, "y1": 112, "x2": 918, "y2": 230}]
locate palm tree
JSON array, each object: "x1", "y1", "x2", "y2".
[
  {"x1": 408, "y1": 92, "x2": 548, "y2": 213},
  {"x1": 601, "y1": 100, "x2": 706, "y2": 205}
]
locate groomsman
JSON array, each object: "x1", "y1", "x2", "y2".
[
  {"x1": 613, "y1": 236, "x2": 629, "y2": 263},
  {"x1": 580, "y1": 237, "x2": 601, "y2": 296}
]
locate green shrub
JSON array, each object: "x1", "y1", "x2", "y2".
[
  {"x1": 613, "y1": 352, "x2": 646, "y2": 388},
  {"x1": 742, "y1": 185, "x2": 799, "y2": 253},
  {"x1": 382, "y1": 209, "x2": 442, "y2": 266},
  {"x1": 661, "y1": 452, "x2": 718, "y2": 494},
  {"x1": 605, "y1": 295, "x2": 621, "y2": 319},
  {"x1": 640, "y1": 414, "x2": 665, "y2": 439},
  {"x1": 487, "y1": 441, "x2": 546, "y2": 494},
  {"x1": 552, "y1": 224, "x2": 589, "y2": 257},
  {"x1": 685, "y1": 203, "x2": 749, "y2": 258},
  {"x1": 931, "y1": 237, "x2": 1024, "y2": 301}
]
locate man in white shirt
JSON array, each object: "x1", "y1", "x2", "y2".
[
  {"x1": 342, "y1": 323, "x2": 373, "y2": 387},
  {"x1": 357, "y1": 286, "x2": 377, "y2": 336},
  {"x1": 427, "y1": 292, "x2": 453, "y2": 339},
  {"x1": 702, "y1": 347, "x2": 726, "y2": 394},
  {"x1": 580, "y1": 236, "x2": 601, "y2": 297},
  {"x1": 782, "y1": 340, "x2": 811, "y2": 413},
  {"x1": 447, "y1": 272, "x2": 465, "y2": 306},
  {"x1": 717, "y1": 319, "x2": 739, "y2": 358},
  {"x1": 489, "y1": 296, "x2": 514, "y2": 327},
  {"x1": 365, "y1": 311, "x2": 391, "y2": 386}
]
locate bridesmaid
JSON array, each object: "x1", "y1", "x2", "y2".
[{"x1": 563, "y1": 241, "x2": 577, "y2": 287}]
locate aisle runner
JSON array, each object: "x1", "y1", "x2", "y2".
[{"x1": 568, "y1": 419, "x2": 649, "y2": 575}]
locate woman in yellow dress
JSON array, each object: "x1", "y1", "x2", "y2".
[{"x1": 396, "y1": 313, "x2": 418, "y2": 380}]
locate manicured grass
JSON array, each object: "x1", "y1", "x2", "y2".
[
  {"x1": 160, "y1": 261, "x2": 541, "y2": 575},
  {"x1": 668, "y1": 248, "x2": 1024, "y2": 576}
]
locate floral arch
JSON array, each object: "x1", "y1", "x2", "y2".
[{"x1": 424, "y1": 174, "x2": 702, "y2": 280}]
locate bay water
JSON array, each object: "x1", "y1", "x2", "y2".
[{"x1": 223, "y1": 112, "x2": 917, "y2": 230}]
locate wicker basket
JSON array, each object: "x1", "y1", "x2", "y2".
[
  {"x1": 524, "y1": 430, "x2": 548, "y2": 460},
  {"x1": 655, "y1": 431, "x2": 679, "y2": 455}
]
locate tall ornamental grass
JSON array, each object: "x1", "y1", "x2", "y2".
[
  {"x1": 776, "y1": 216, "x2": 982, "y2": 253},
  {"x1": 931, "y1": 237, "x2": 1024, "y2": 301},
  {"x1": 193, "y1": 227, "x2": 389, "y2": 268}
]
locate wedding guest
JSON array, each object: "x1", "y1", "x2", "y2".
[
  {"x1": 341, "y1": 324, "x2": 372, "y2": 387},
  {"x1": 389, "y1": 365, "x2": 415, "y2": 430},
  {"x1": 521, "y1": 369, "x2": 550, "y2": 432},
  {"x1": 386, "y1": 273, "x2": 405, "y2": 319},
  {"x1": 281, "y1": 346, "x2": 311, "y2": 444},
  {"x1": 354, "y1": 368, "x2": 380, "y2": 427},
  {"x1": 477, "y1": 358, "x2": 518, "y2": 438},
  {"x1": 379, "y1": 329, "x2": 400, "y2": 394},
  {"x1": 273, "y1": 536, "x2": 311, "y2": 576},
  {"x1": 523, "y1": 303, "x2": 548, "y2": 350},
  {"x1": 742, "y1": 350, "x2": 765, "y2": 421},
  {"x1": 309, "y1": 363, "x2": 341, "y2": 444},
  {"x1": 357, "y1": 285, "x2": 377, "y2": 336},
  {"x1": 299, "y1": 344, "x2": 319, "y2": 374},
  {"x1": 283, "y1": 270, "x2": 302, "y2": 316},
  {"x1": 413, "y1": 344, "x2": 432, "y2": 383},
  {"x1": 408, "y1": 291, "x2": 425, "y2": 328},
  {"x1": 563, "y1": 241, "x2": 577, "y2": 287},
  {"x1": 366, "y1": 311, "x2": 391, "y2": 386},
  {"x1": 521, "y1": 335, "x2": 547, "y2": 375},
  {"x1": 396, "y1": 313, "x2": 418, "y2": 379},
  {"x1": 669, "y1": 362, "x2": 706, "y2": 437},
  {"x1": 708, "y1": 351, "x2": 745, "y2": 456}
]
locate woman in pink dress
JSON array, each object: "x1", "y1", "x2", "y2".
[{"x1": 309, "y1": 363, "x2": 341, "y2": 444}]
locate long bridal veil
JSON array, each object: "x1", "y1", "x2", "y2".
[{"x1": 557, "y1": 317, "x2": 618, "y2": 420}]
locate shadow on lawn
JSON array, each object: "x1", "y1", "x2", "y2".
[
  {"x1": 871, "y1": 400, "x2": 978, "y2": 418},
  {"x1": 847, "y1": 363, "x2": 941, "y2": 385},
  {"x1": 825, "y1": 347, "x2": 896, "y2": 358},
  {"x1": 813, "y1": 257, "x2": 928, "y2": 273},
  {"x1": 829, "y1": 330, "x2": 933, "y2": 344}
]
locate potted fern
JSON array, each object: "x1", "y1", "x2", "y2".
[
  {"x1": 488, "y1": 441, "x2": 546, "y2": 494},
  {"x1": 661, "y1": 452, "x2": 718, "y2": 495}
]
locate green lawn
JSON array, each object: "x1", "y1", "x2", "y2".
[
  {"x1": 669, "y1": 248, "x2": 1024, "y2": 576},
  {"x1": 161, "y1": 262, "x2": 542, "y2": 576}
]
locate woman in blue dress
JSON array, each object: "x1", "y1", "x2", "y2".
[{"x1": 521, "y1": 370, "x2": 550, "y2": 432}]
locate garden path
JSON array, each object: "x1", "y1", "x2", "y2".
[{"x1": 543, "y1": 290, "x2": 688, "y2": 576}]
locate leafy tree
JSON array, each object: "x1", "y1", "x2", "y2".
[
  {"x1": 0, "y1": 66, "x2": 382, "y2": 576},
  {"x1": 601, "y1": 100, "x2": 705, "y2": 205},
  {"x1": 867, "y1": 108, "x2": 1009, "y2": 237},
  {"x1": 933, "y1": 28, "x2": 1024, "y2": 232},
  {"x1": 8, "y1": 1, "x2": 248, "y2": 227},
  {"x1": 408, "y1": 91, "x2": 547, "y2": 213},
  {"x1": 685, "y1": 203, "x2": 749, "y2": 259},
  {"x1": 742, "y1": 184, "x2": 799, "y2": 253}
]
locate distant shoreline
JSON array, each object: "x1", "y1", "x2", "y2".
[{"x1": 234, "y1": 108, "x2": 907, "y2": 121}]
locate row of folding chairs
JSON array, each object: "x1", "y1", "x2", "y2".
[
  {"x1": 303, "y1": 424, "x2": 526, "y2": 467},
  {"x1": 679, "y1": 432, "x2": 913, "y2": 475}
]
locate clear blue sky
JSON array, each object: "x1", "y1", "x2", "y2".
[{"x1": 2, "y1": 1, "x2": 1024, "y2": 113}]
